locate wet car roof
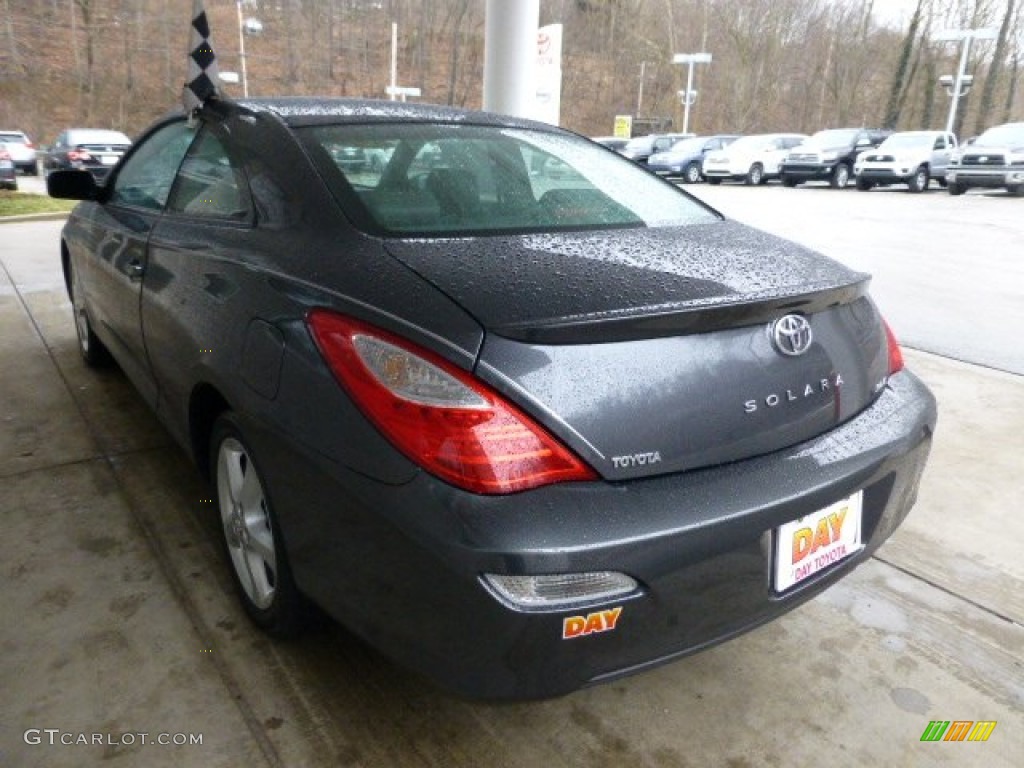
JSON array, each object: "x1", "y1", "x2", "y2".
[{"x1": 231, "y1": 97, "x2": 546, "y2": 130}]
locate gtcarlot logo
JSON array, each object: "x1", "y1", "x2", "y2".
[
  {"x1": 920, "y1": 720, "x2": 997, "y2": 742},
  {"x1": 23, "y1": 729, "x2": 203, "y2": 747}
]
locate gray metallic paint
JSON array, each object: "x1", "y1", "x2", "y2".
[{"x1": 55, "y1": 98, "x2": 937, "y2": 700}]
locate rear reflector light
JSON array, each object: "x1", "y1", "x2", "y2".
[
  {"x1": 482, "y1": 572, "x2": 638, "y2": 609},
  {"x1": 883, "y1": 319, "x2": 904, "y2": 375},
  {"x1": 67, "y1": 150, "x2": 92, "y2": 162},
  {"x1": 306, "y1": 310, "x2": 597, "y2": 494}
]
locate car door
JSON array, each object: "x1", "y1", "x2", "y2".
[
  {"x1": 931, "y1": 134, "x2": 953, "y2": 176},
  {"x1": 82, "y1": 120, "x2": 195, "y2": 405},
  {"x1": 142, "y1": 124, "x2": 256, "y2": 444}
]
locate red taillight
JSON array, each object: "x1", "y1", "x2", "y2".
[
  {"x1": 883, "y1": 320, "x2": 904, "y2": 375},
  {"x1": 25, "y1": 140, "x2": 35, "y2": 149},
  {"x1": 67, "y1": 149, "x2": 92, "y2": 162},
  {"x1": 306, "y1": 310, "x2": 598, "y2": 494}
]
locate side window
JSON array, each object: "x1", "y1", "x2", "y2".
[
  {"x1": 167, "y1": 129, "x2": 249, "y2": 220},
  {"x1": 934, "y1": 137, "x2": 947, "y2": 150},
  {"x1": 108, "y1": 122, "x2": 194, "y2": 211}
]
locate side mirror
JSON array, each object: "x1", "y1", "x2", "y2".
[{"x1": 47, "y1": 169, "x2": 99, "y2": 201}]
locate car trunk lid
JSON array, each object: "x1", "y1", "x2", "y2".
[{"x1": 384, "y1": 221, "x2": 891, "y2": 480}]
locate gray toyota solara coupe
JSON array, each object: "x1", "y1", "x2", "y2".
[{"x1": 48, "y1": 98, "x2": 936, "y2": 700}]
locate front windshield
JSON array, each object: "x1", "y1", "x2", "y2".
[
  {"x1": 808, "y1": 129, "x2": 858, "y2": 147},
  {"x1": 976, "y1": 124, "x2": 1024, "y2": 147},
  {"x1": 879, "y1": 134, "x2": 932, "y2": 150},
  {"x1": 301, "y1": 123, "x2": 718, "y2": 236}
]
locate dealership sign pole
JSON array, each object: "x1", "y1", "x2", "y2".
[{"x1": 672, "y1": 52, "x2": 711, "y2": 135}]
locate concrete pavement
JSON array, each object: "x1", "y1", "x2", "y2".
[{"x1": 1, "y1": 218, "x2": 1021, "y2": 767}]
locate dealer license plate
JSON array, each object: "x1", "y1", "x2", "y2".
[{"x1": 774, "y1": 492, "x2": 863, "y2": 592}]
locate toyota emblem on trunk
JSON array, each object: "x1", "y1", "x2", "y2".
[{"x1": 771, "y1": 314, "x2": 813, "y2": 356}]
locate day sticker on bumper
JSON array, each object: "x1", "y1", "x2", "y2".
[
  {"x1": 774, "y1": 492, "x2": 863, "y2": 592},
  {"x1": 562, "y1": 607, "x2": 622, "y2": 639}
]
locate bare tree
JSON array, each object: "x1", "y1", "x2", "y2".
[
  {"x1": 972, "y1": 0, "x2": 1017, "y2": 133},
  {"x1": 883, "y1": 0, "x2": 926, "y2": 128}
]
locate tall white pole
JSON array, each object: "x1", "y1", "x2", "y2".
[
  {"x1": 390, "y1": 22, "x2": 398, "y2": 101},
  {"x1": 482, "y1": 0, "x2": 539, "y2": 118},
  {"x1": 637, "y1": 61, "x2": 646, "y2": 115},
  {"x1": 682, "y1": 61, "x2": 695, "y2": 134},
  {"x1": 945, "y1": 35, "x2": 973, "y2": 135},
  {"x1": 236, "y1": 1, "x2": 249, "y2": 98}
]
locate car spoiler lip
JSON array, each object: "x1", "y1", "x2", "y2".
[{"x1": 489, "y1": 279, "x2": 872, "y2": 344}]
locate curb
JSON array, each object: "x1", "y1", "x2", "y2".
[{"x1": 0, "y1": 211, "x2": 71, "y2": 223}]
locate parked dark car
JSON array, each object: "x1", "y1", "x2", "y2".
[
  {"x1": 780, "y1": 128, "x2": 891, "y2": 188},
  {"x1": 0, "y1": 147, "x2": 17, "y2": 190},
  {"x1": 647, "y1": 134, "x2": 741, "y2": 182},
  {"x1": 619, "y1": 132, "x2": 689, "y2": 165},
  {"x1": 45, "y1": 128, "x2": 133, "y2": 183},
  {"x1": 946, "y1": 122, "x2": 1024, "y2": 196},
  {"x1": 49, "y1": 98, "x2": 936, "y2": 700},
  {"x1": 591, "y1": 136, "x2": 629, "y2": 152}
]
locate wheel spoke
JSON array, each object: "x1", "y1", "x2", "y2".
[
  {"x1": 247, "y1": 527, "x2": 276, "y2": 564},
  {"x1": 238, "y1": 461, "x2": 263, "y2": 509},
  {"x1": 221, "y1": 445, "x2": 246, "y2": 505}
]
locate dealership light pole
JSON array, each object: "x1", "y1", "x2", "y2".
[
  {"x1": 235, "y1": 1, "x2": 263, "y2": 98},
  {"x1": 672, "y1": 53, "x2": 711, "y2": 135},
  {"x1": 933, "y1": 27, "x2": 997, "y2": 135}
]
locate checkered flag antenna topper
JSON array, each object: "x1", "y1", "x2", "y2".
[{"x1": 183, "y1": 0, "x2": 221, "y2": 115}]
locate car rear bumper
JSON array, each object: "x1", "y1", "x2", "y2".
[{"x1": 253, "y1": 369, "x2": 936, "y2": 700}]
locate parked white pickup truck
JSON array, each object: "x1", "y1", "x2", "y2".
[
  {"x1": 946, "y1": 122, "x2": 1024, "y2": 196},
  {"x1": 853, "y1": 131, "x2": 958, "y2": 193}
]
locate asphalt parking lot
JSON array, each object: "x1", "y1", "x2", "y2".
[{"x1": 1, "y1": 185, "x2": 1022, "y2": 767}]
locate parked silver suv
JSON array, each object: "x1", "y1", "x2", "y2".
[{"x1": 854, "y1": 131, "x2": 957, "y2": 193}]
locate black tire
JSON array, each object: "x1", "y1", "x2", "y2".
[
  {"x1": 782, "y1": 176, "x2": 799, "y2": 188},
  {"x1": 683, "y1": 162, "x2": 701, "y2": 184},
  {"x1": 830, "y1": 163, "x2": 851, "y2": 189},
  {"x1": 1007, "y1": 184, "x2": 1024, "y2": 197},
  {"x1": 855, "y1": 178, "x2": 873, "y2": 191},
  {"x1": 211, "y1": 413, "x2": 306, "y2": 637},
  {"x1": 68, "y1": 260, "x2": 111, "y2": 367},
  {"x1": 907, "y1": 166, "x2": 929, "y2": 193},
  {"x1": 948, "y1": 183, "x2": 967, "y2": 196},
  {"x1": 745, "y1": 163, "x2": 764, "y2": 186}
]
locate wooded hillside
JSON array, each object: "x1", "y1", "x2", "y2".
[{"x1": 0, "y1": 0, "x2": 1020, "y2": 145}]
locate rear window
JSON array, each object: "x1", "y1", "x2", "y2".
[
  {"x1": 0, "y1": 132, "x2": 27, "y2": 143},
  {"x1": 300, "y1": 123, "x2": 717, "y2": 236}
]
